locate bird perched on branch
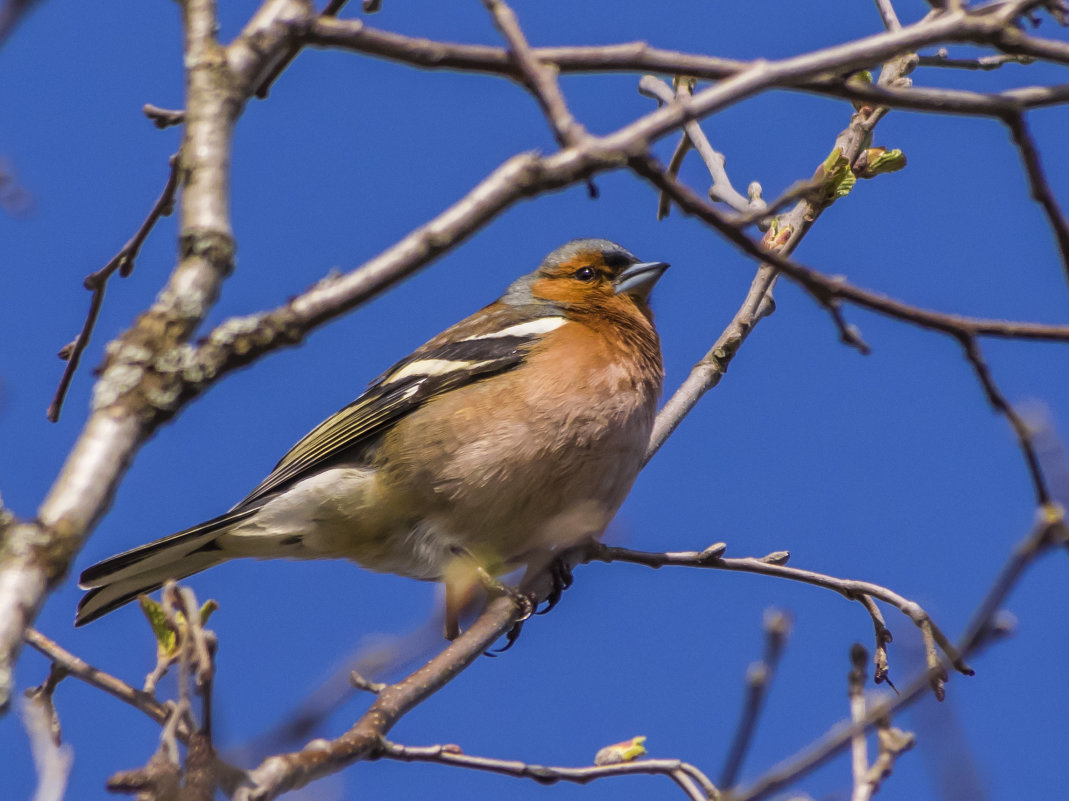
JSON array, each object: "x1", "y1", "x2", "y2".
[{"x1": 76, "y1": 239, "x2": 668, "y2": 638}]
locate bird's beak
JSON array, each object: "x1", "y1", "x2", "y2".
[{"x1": 614, "y1": 260, "x2": 669, "y2": 300}]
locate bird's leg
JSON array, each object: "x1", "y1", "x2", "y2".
[{"x1": 442, "y1": 549, "x2": 534, "y2": 640}]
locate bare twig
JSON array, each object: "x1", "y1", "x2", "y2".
[
  {"x1": 481, "y1": 0, "x2": 597, "y2": 197},
  {"x1": 233, "y1": 616, "x2": 443, "y2": 757},
  {"x1": 47, "y1": 155, "x2": 180, "y2": 423},
  {"x1": 143, "y1": 104, "x2": 186, "y2": 129},
  {"x1": 639, "y1": 75, "x2": 757, "y2": 214},
  {"x1": 306, "y1": 15, "x2": 1069, "y2": 113},
  {"x1": 633, "y1": 151, "x2": 1069, "y2": 488},
  {"x1": 848, "y1": 644, "x2": 871, "y2": 801},
  {"x1": 647, "y1": 263, "x2": 777, "y2": 462},
  {"x1": 867, "y1": 719, "x2": 915, "y2": 795},
  {"x1": 725, "y1": 177, "x2": 826, "y2": 227},
  {"x1": 24, "y1": 628, "x2": 176, "y2": 731},
  {"x1": 657, "y1": 134, "x2": 693, "y2": 220},
  {"x1": 25, "y1": 625, "x2": 244, "y2": 794},
  {"x1": 581, "y1": 541, "x2": 973, "y2": 685},
  {"x1": 234, "y1": 594, "x2": 528, "y2": 801},
  {"x1": 958, "y1": 334, "x2": 1052, "y2": 506},
  {"x1": 719, "y1": 609, "x2": 792, "y2": 789},
  {"x1": 858, "y1": 595, "x2": 893, "y2": 686},
  {"x1": 631, "y1": 159, "x2": 1069, "y2": 345},
  {"x1": 20, "y1": 686, "x2": 73, "y2": 801},
  {"x1": 991, "y1": 21, "x2": 1069, "y2": 66},
  {"x1": 238, "y1": 508, "x2": 1068, "y2": 801},
  {"x1": 918, "y1": 48, "x2": 1034, "y2": 68},
  {"x1": 482, "y1": 0, "x2": 587, "y2": 149},
  {"x1": 377, "y1": 740, "x2": 720, "y2": 801},
  {"x1": 846, "y1": 640, "x2": 914, "y2": 801},
  {"x1": 23, "y1": 662, "x2": 66, "y2": 748},
  {"x1": 1003, "y1": 112, "x2": 1069, "y2": 287},
  {"x1": 873, "y1": 0, "x2": 903, "y2": 31},
  {"x1": 957, "y1": 503, "x2": 1069, "y2": 651},
  {"x1": 731, "y1": 510, "x2": 1068, "y2": 801}
]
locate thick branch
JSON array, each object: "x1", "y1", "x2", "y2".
[
  {"x1": 234, "y1": 595, "x2": 524, "y2": 800},
  {"x1": 306, "y1": 15, "x2": 1069, "y2": 114},
  {"x1": 0, "y1": 0, "x2": 245, "y2": 711}
]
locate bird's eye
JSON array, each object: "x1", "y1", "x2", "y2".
[{"x1": 573, "y1": 266, "x2": 597, "y2": 282}]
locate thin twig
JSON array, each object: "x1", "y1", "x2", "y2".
[
  {"x1": 647, "y1": 263, "x2": 777, "y2": 462},
  {"x1": 47, "y1": 154, "x2": 180, "y2": 423},
  {"x1": 20, "y1": 684, "x2": 73, "y2": 801},
  {"x1": 25, "y1": 625, "x2": 250, "y2": 796},
  {"x1": 631, "y1": 158, "x2": 1069, "y2": 346},
  {"x1": 582, "y1": 541, "x2": 973, "y2": 684},
  {"x1": 719, "y1": 609, "x2": 792, "y2": 789},
  {"x1": 958, "y1": 333, "x2": 1052, "y2": 506},
  {"x1": 377, "y1": 740, "x2": 720, "y2": 801},
  {"x1": 725, "y1": 177, "x2": 825, "y2": 227},
  {"x1": 1003, "y1": 111, "x2": 1069, "y2": 288},
  {"x1": 24, "y1": 628, "x2": 176, "y2": 730},
  {"x1": 867, "y1": 718, "x2": 915, "y2": 795},
  {"x1": 482, "y1": 0, "x2": 586, "y2": 149},
  {"x1": 873, "y1": 0, "x2": 903, "y2": 31},
  {"x1": 639, "y1": 75, "x2": 756, "y2": 214},
  {"x1": 957, "y1": 504, "x2": 1069, "y2": 651},
  {"x1": 848, "y1": 644, "x2": 871, "y2": 801},
  {"x1": 731, "y1": 511, "x2": 1067, "y2": 801},
  {"x1": 143, "y1": 104, "x2": 186, "y2": 129},
  {"x1": 657, "y1": 134, "x2": 692, "y2": 219},
  {"x1": 917, "y1": 48, "x2": 1034, "y2": 68},
  {"x1": 858, "y1": 595, "x2": 893, "y2": 686},
  {"x1": 481, "y1": 0, "x2": 597, "y2": 197}
]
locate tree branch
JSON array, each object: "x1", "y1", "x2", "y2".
[
  {"x1": 731, "y1": 509, "x2": 1068, "y2": 801},
  {"x1": 233, "y1": 594, "x2": 526, "y2": 801},
  {"x1": 1003, "y1": 111, "x2": 1069, "y2": 286},
  {"x1": 719, "y1": 610, "x2": 792, "y2": 789},
  {"x1": 377, "y1": 740, "x2": 719, "y2": 801},
  {"x1": 306, "y1": 14, "x2": 1069, "y2": 114},
  {"x1": 47, "y1": 155, "x2": 180, "y2": 423},
  {"x1": 582, "y1": 541, "x2": 972, "y2": 688}
]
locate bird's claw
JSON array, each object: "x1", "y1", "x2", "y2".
[{"x1": 536, "y1": 556, "x2": 574, "y2": 615}]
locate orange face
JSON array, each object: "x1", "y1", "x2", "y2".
[{"x1": 525, "y1": 241, "x2": 668, "y2": 321}]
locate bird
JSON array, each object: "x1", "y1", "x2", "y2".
[{"x1": 76, "y1": 238, "x2": 668, "y2": 637}]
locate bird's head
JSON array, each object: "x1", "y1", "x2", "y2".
[{"x1": 506, "y1": 239, "x2": 669, "y2": 319}]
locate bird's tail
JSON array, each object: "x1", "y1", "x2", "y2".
[{"x1": 75, "y1": 508, "x2": 258, "y2": 626}]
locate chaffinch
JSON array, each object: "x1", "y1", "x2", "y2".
[{"x1": 76, "y1": 238, "x2": 668, "y2": 636}]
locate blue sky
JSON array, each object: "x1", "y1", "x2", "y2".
[{"x1": 2, "y1": 1, "x2": 1068, "y2": 799}]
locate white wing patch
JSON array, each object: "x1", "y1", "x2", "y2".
[
  {"x1": 464, "y1": 316, "x2": 566, "y2": 341},
  {"x1": 383, "y1": 358, "x2": 499, "y2": 385}
]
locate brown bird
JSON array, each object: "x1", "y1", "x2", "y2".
[{"x1": 77, "y1": 239, "x2": 668, "y2": 637}]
